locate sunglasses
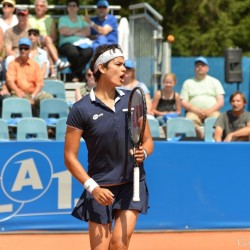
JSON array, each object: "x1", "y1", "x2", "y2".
[
  {"x1": 98, "y1": 6, "x2": 107, "y2": 9},
  {"x1": 19, "y1": 46, "x2": 30, "y2": 51},
  {"x1": 3, "y1": 3, "x2": 13, "y2": 7},
  {"x1": 28, "y1": 32, "x2": 39, "y2": 37}
]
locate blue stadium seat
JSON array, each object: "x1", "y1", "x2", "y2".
[
  {"x1": 39, "y1": 98, "x2": 69, "y2": 126},
  {"x1": 43, "y1": 79, "x2": 66, "y2": 99},
  {"x1": 167, "y1": 117, "x2": 196, "y2": 140},
  {"x1": 16, "y1": 118, "x2": 48, "y2": 141},
  {"x1": 147, "y1": 116, "x2": 160, "y2": 138},
  {"x1": 0, "y1": 119, "x2": 9, "y2": 140},
  {"x1": 2, "y1": 98, "x2": 32, "y2": 126},
  {"x1": 56, "y1": 117, "x2": 67, "y2": 141},
  {"x1": 204, "y1": 117, "x2": 217, "y2": 142}
]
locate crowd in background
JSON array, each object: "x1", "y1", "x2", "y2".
[
  {"x1": 0, "y1": 0, "x2": 118, "y2": 116},
  {"x1": 1, "y1": 0, "x2": 250, "y2": 142}
]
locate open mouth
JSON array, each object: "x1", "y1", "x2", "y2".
[{"x1": 120, "y1": 74, "x2": 125, "y2": 82}]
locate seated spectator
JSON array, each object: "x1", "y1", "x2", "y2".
[
  {"x1": 58, "y1": 0, "x2": 93, "y2": 82},
  {"x1": 0, "y1": 0, "x2": 18, "y2": 33},
  {"x1": 85, "y1": 0, "x2": 118, "y2": 51},
  {"x1": 120, "y1": 59, "x2": 152, "y2": 113},
  {"x1": 75, "y1": 68, "x2": 96, "y2": 101},
  {"x1": 29, "y1": 0, "x2": 70, "y2": 77},
  {"x1": 4, "y1": 6, "x2": 30, "y2": 69},
  {"x1": 151, "y1": 73, "x2": 181, "y2": 126},
  {"x1": 214, "y1": 91, "x2": 250, "y2": 142},
  {"x1": 6, "y1": 38, "x2": 53, "y2": 116},
  {"x1": 180, "y1": 56, "x2": 225, "y2": 139},
  {"x1": 28, "y1": 28, "x2": 50, "y2": 78}
]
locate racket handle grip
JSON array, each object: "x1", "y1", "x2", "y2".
[{"x1": 133, "y1": 167, "x2": 140, "y2": 201}]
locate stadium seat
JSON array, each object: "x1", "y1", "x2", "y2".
[
  {"x1": 16, "y1": 117, "x2": 48, "y2": 140},
  {"x1": 39, "y1": 98, "x2": 69, "y2": 126},
  {"x1": 56, "y1": 117, "x2": 67, "y2": 141},
  {"x1": 2, "y1": 98, "x2": 32, "y2": 126},
  {"x1": 0, "y1": 119, "x2": 10, "y2": 140},
  {"x1": 167, "y1": 117, "x2": 196, "y2": 140},
  {"x1": 43, "y1": 79, "x2": 66, "y2": 99},
  {"x1": 204, "y1": 117, "x2": 217, "y2": 142},
  {"x1": 147, "y1": 116, "x2": 160, "y2": 138}
]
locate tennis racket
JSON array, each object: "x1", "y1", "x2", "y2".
[{"x1": 128, "y1": 87, "x2": 147, "y2": 201}]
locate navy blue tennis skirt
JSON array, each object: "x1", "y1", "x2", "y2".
[{"x1": 72, "y1": 180, "x2": 149, "y2": 224}]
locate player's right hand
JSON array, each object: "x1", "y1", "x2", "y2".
[{"x1": 92, "y1": 187, "x2": 114, "y2": 206}]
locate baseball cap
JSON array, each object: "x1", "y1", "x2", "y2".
[
  {"x1": 1, "y1": 0, "x2": 16, "y2": 6},
  {"x1": 19, "y1": 37, "x2": 32, "y2": 47},
  {"x1": 97, "y1": 0, "x2": 109, "y2": 7},
  {"x1": 195, "y1": 56, "x2": 208, "y2": 66},
  {"x1": 16, "y1": 6, "x2": 29, "y2": 15},
  {"x1": 125, "y1": 59, "x2": 135, "y2": 69}
]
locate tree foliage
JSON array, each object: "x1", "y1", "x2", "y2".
[{"x1": 21, "y1": 0, "x2": 250, "y2": 56}]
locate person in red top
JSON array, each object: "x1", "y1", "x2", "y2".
[{"x1": 6, "y1": 37, "x2": 52, "y2": 115}]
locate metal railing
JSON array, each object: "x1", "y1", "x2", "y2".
[{"x1": 129, "y1": 3, "x2": 163, "y2": 94}]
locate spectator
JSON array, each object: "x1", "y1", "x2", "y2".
[
  {"x1": 180, "y1": 56, "x2": 225, "y2": 138},
  {"x1": 151, "y1": 73, "x2": 181, "y2": 126},
  {"x1": 121, "y1": 59, "x2": 152, "y2": 114},
  {"x1": 28, "y1": 28, "x2": 49, "y2": 78},
  {"x1": 214, "y1": 91, "x2": 250, "y2": 142},
  {"x1": 75, "y1": 68, "x2": 96, "y2": 101},
  {"x1": 58, "y1": 0, "x2": 93, "y2": 82},
  {"x1": 0, "y1": 0, "x2": 18, "y2": 33},
  {"x1": 29, "y1": 0, "x2": 70, "y2": 77},
  {"x1": 85, "y1": 0, "x2": 118, "y2": 51},
  {"x1": 4, "y1": 6, "x2": 30, "y2": 68},
  {"x1": 4, "y1": 6, "x2": 29, "y2": 56},
  {"x1": 6, "y1": 38, "x2": 53, "y2": 116}
]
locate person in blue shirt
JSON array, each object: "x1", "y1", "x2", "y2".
[
  {"x1": 85, "y1": 0, "x2": 118, "y2": 51},
  {"x1": 64, "y1": 44, "x2": 154, "y2": 250}
]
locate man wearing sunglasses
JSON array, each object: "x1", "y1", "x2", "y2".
[
  {"x1": 6, "y1": 37, "x2": 53, "y2": 116},
  {"x1": 85, "y1": 0, "x2": 118, "y2": 51}
]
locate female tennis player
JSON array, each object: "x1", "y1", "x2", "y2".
[{"x1": 64, "y1": 44, "x2": 154, "y2": 250}]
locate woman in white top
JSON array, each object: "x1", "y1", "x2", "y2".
[
  {"x1": 28, "y1": 28, "x2": 50, "y2": 78},
  {"x1": 0, "y1": 0, "x2": 18, "y2": 33}
]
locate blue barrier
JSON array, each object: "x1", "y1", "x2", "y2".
[{"x1": 1, "y1": 141, "x2": 250, "y2": 232}]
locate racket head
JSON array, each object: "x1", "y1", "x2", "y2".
[{"x1": 128, "y1": 87, "x2": 147, "y2": 147}]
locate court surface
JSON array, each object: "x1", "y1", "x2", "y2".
[{"x1": 1, "y1": 230, "x2": 250, "y2": 250}]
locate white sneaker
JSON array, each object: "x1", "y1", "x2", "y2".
[{"x1": 57, "y1": 60, "x2": 70, "y2": 71}]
